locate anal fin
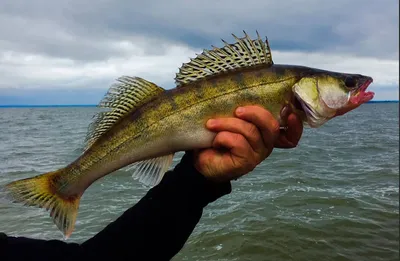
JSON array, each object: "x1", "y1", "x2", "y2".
[{"x1": 127, "y1": 154, "x2": 175, "y2": 187}]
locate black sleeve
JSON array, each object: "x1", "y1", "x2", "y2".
[{"x1": 0, "y1": 152, "x2": 232, "y2": 261}]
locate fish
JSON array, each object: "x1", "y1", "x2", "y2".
[{"x1": 2, "y1": 31, "x2": 374, "y2": 238}]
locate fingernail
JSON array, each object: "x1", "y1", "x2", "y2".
[
  {"x1": 236, "y1": 107, "x2": 245, "y2": 115},
  {"x1": 280, "y1": 105, "x2": 291, "y2": 119},
  {"x1": 207, "y1": 119, "x2": 217, "y2": 128}
]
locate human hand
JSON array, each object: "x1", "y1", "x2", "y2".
[
  {"x1": 194, "y1": 106, "x2": 303, "y2": 182},
  {"x1": 274, "y1": 112, "x2": 304, "y2": 149}
]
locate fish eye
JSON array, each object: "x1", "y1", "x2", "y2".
[{"x1": 344, "y1": 77, "x2": 357, "y2": 88}]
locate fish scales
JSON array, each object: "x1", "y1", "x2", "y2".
[
  {"x1": 3, "y1": 32, "x2": 374, "y2": 238},
  {"x1": 58, "y1": 66, "x2": 301, "y2": 196}
]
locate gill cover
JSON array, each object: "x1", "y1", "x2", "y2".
[
  {"x1": 293, "y1": 77, "x2": 337, "y2": 128},
  {"x1": 316, "y1": 76, "x2": 350, "y2": 109}
]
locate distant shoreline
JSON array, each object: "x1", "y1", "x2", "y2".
[
  {"x1": 0, "y1": 101, "x2": 398, "y2": 108},
  {"x1": 366, "y1": 100, "x2": 399, "y2": 103}
]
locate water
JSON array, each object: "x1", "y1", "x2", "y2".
[{"x1": 0, "y1": 103, "x2": 398, "y2": 261}]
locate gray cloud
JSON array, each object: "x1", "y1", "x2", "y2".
[{"x1": 0, "y1": 0, "x2": 398, "y2": 63}]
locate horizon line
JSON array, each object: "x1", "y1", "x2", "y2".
[{"x1": 0, "y1": 100, "x2": 398, "y2": 108}]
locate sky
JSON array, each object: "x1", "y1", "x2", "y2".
[{"x1": 0, "y1": 0, "x2": 398, "y2": 105}]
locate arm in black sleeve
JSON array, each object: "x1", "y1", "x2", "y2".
[{"x1": 0, "y1": 152, "x2": 232, "y2": 261}]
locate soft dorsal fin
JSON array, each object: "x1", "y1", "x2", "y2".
[
  {"x1": 174, "y1": 31, "x2": 274, "y2": 87},
  {"x1": 84, "y1": 76, "x2": 164, "y2": 151}
]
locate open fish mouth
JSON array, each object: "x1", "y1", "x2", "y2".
[{"x1": 350, "y1": 77, "x2": 374, "y2": 105}]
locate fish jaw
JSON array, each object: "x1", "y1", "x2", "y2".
[
  {"x1": 335, "y1": 77, "x2": 374, "y2": 116},
  {"x1": 349, "y1": 77, "x2": 374, "y2": 105}
]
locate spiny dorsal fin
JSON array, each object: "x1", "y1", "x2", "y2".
[
  {"x1": 84, "y1": 76, "x2": 164, "y2": 151},
  {"x1": 174, "y1": 31, "x2": 274, "y2": 87}
]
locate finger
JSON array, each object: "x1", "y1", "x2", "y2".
[
  {"x1": 213, "y1": 131, "x2": 252, "y2": 155},
  {"x1": 213, "y1": 131, "x2": 256, "y2": 171},
  {"x1": 285, "y1": 113, "x2": 303, "y2": 145},
  {"x1": 235, "y1": 105, "x2": 280, "y2": 152},
  {"x1": 275, "y1": 113, "x2": 303, "y2": 148},
  {"x1": 193, "y1": 148, "x2": 219, "y2": 176},
  {"x1": 206, "y1": 117, "x2": 264, "y2": 155},
  {"x1": 275, "y1": 135, "x2": 295, "y2": 148}
]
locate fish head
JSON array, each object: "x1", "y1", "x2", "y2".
[{"x1": 293, "y1": 71, "x2": 374, "y2": 127}]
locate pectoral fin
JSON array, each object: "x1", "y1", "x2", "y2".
[{"x1": 127, "y1": 154, "x2": 175, "y2": 187}]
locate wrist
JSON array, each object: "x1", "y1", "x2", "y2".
[{"x1": 158, "y1": 151, "x2": 232, "y2": 207}]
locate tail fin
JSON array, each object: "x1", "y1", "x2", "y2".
[{"x1": 3, "y1": 169, "x2": 81, "y2": 239}]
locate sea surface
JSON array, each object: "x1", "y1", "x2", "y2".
[{"x1": 0, "y1": 103, "x2": 398, "y2": 261}]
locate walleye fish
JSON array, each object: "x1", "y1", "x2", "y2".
[{"x1": 3, "y1": 31, "x2": 374, "y2": 238}]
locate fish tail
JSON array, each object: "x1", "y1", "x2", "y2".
[{"x1": 3, "y1": 169, "x2": 80, "y2": 239}]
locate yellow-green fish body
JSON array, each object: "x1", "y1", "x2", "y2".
[
  {"x1": 4, "y1": 32, "x2": 374, "y2": 238},
  {"x1": 67, "y1": 65, "x2": 305, "y2": 192}
]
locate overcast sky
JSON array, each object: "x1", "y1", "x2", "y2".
[{"x1": 0, "y1": 0, "x2": 398, "y2": 105}]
